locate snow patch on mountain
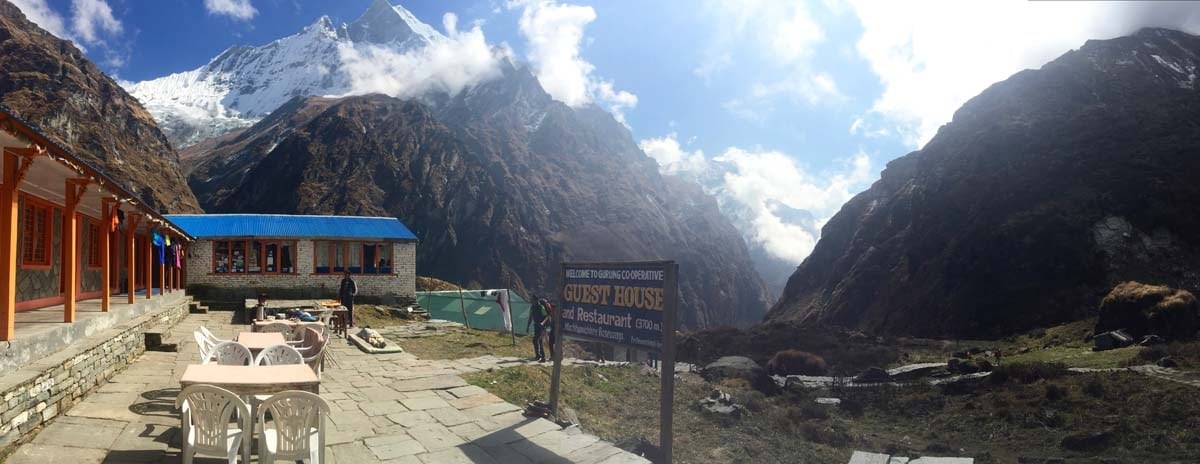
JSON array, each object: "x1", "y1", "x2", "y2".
[{"x1": 126, "y1": 0, "x2": 462, "y2": 148}]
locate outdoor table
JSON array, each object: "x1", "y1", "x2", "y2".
[
  {"x1": 179, "y1": 364, "x2": 320, "y2": 395},
  {"x1": 234, "y1": 332, "x2": 286, "y2": 355}
]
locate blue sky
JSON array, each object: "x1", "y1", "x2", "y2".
[{"x1": 12, "y1": 0, "x2": 1200, "y2": 264}]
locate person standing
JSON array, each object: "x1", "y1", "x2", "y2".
[
  {"x1": 338, "y1": 271, "x2": 358, "y2": 327},
  {"x1": 526, "y1": 295, "x2": 547, "y2": 362}
]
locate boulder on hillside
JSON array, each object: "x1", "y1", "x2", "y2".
[
  {"x1": 1096, "y1": 282, "x2": 1198, "y2": 339},
  {"x1": 766, "y1": 350, "x2": 827, "y2": 376},
  {"x1": 1093, "y1": 330, "x2": 1134, "y2": 351},
  {"x1": 703, "y1": 356, "x2": 779, "y2": 393}
]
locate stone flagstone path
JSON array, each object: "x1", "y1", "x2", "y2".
[{"x1": 6, "y1": 313, "x2": 649, "y2": 464}]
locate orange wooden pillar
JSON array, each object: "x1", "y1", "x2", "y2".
[
  {"x1": 158, "y1": 236, "x2": 166, "y2": 296},
  {"x1": 126, "y1": 213, "x2": 140, "y2": 304},
  {"x1": 0, "y1": 149, "x2": 33, "y2": 341},
  {"x1": 144, "y1": 233, "x2": 153, "y2": 300},
  {"x1": 63, "y1": 180, "x2": 87, "y2": 323},
  {"x1": 100, "y1": 199, "x2": 115, "y2": 311}
]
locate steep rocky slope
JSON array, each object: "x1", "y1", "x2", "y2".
[
  {"x1": 769, "y1": 28, "x2": 1200, "y2": 337},
  {"x1": 188, "y1": 65, "x2": 771, "y2": 328},
  {"x1": 0, "y1": 1, "x2": 200, "y2": 212}
]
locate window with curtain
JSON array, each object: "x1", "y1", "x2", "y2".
[
  {"x1": 214, "y1": 241, "x2": 230, "y2": 273},
  {"x1": 264, "y1": 242, "x2": 277, "y2": 273},
  {"x1": 231, "y1": 241, "x2": 246, "y2": 273},
  {"x1": 280, "y1": 241, "x2": 294, "y2": 273},
  {"x1": 248, "y1": 240, "x2": 263, "y2": 273}
]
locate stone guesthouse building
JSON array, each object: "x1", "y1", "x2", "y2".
[{"x1": 164, "y1": 214, "x2": 418, "y2": 305}]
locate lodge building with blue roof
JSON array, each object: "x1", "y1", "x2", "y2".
[{"x1": 164, "y1": 214, "x2": 418, "y2": 303}]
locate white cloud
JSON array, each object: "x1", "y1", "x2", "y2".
[
  {"x1": 71, "y1": 0, "x2": 121, "y2": 44},
  {"x1": 204, "y1": 0, "x2": 258, "y2": 21},
  {"x1": 847, "y1": 0, "x2": 1200, "y2": 147},
  {"x1": 338, "y1": 13, "x2": 507, "y2": 99},
  {"x1": 713, "y1": 148, "x2": 872, "y2": 264},
  {"x1": 590, "y1": 79, "x2": 637, "y2": 124},
  {"x1": 638, "y1": 133, "x2": 708, "y2": 176},
  {"x1": 698, "y1": 0, "x2": 839, "y2": 117},
  {"x1": 10, "y1": 0, "x2": 69, "y2": 39},
  {"x1": 640, "y1": 133, "x2": 874, "y2": 264},
  {"x1": 512, "y1": 1, "x2": 638, "y2": 122}
]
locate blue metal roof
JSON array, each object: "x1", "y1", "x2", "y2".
[{"x1": 163, "y1": 214, "x2": 417, "y2": 241}]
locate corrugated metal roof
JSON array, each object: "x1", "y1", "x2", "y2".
[{"x1": 163, "y1": 214, "x2": 418, "y2": 241}]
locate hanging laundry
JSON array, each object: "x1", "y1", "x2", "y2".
[
  {"x1": 174, "y1": 244, "x2": 182, "y2": 269},
  {"x1": 152, "y1": 230, "x2": 165, "y2": 264},
  {"x1": 110, "y1": 208, "x2": 121, "y2": 232}
]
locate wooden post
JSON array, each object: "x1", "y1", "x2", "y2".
[
  {"x1": 63, "y1": 179, "x2": 88, "y2": 323},
  {"x1": 100, "y1": 199, "x2": 115, "y2": 311},
  {"x1": 457, "y1": 289, "x2": 471, "y2": 329},
  {"x1": 144, "y1": 232, "x2": 152, "y2": 299},
  {"x1": 549, "y1": 264, "x2": 565, "y2": 415},
  {"x1": 660, "y1": 262, "x2": 679, "y2": 464},
  {"x1": 0, "y1": 150, "x2": 32, "y2": 341},
  {"x1": 126, "y1": 213, "x2": 139, "y2": 304}
]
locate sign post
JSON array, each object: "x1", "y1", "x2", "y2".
[{"x1": 553, "y1": 261, "x2": 677, "y2": 463}]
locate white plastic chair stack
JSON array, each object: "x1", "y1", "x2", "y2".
[
  {"x1": 254, "y1": 344, "x2": 304, "y2": 366},
  {"x1": 256, "y1": 391, "x2": 330, "y2": 464},
  {"x1": 176, "y1": 385, "x2": 251, "y2": 464},
  {"x1": 207, "y1": 341, "x2": 253, "y2": 366},
  {"x1": 199, "y1": 326, "x2": 229, "y2": 345}
]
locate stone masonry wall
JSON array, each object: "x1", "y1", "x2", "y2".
[
  {"x1": 185, "y1": 239, "x2": 416, "y2": 301},
  {"x1": 0, "y1": 296, "x2": 188, "y2": 449}
]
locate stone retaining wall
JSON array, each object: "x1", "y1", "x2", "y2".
[{"x1": 0, "y1": 297, "x2": 189, "y2": 450}]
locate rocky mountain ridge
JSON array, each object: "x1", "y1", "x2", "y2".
[
  {"x1": 186, "y1": 60, "x2": 772, "y2": 329},
  {"x1": 0, "y1": 1, "x2": 200, "y2": 213},
  {"x1": 769, "y1": 28, "x2": 1200, "y2": 337}
]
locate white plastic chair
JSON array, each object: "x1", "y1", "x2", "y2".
[
  {"x1": 256, "y1": 391, "x2": 330, "y2": 464},
  {"x1": 298, "y1": 328, "x2": 330, "y2": 376},
  {"x1": 199, "y1": 326, "x2": 228, "y2": 345},
  {"x1": 206, "y1": 341, "x2": 253, "y2": 366},
  {"x1": 260, "y1": 322, "x2": 297, "y2": 341},
  {"x1": 254, "y1": 344, "x2": 304, "y2": 366},
  {"x1": 176, "y1": 385, "x2": 251, "y2": 464},
  {"x1": 193, "y1": 331, "x2": 215, "y2": 363}
]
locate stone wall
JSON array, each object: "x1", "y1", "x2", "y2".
[
  {"x1": 0, "y1": 295, "x2": 188, "y2": 449},
  {"x1": 185, "y1": 239, "x2": 416, "y2": 302}
]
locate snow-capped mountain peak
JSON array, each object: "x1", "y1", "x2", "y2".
[
  {"x1": 125, "y1": 1, "x2": 445, "y2": 148},
  {"x1": 347, "y1": 0, "x2": 444, "y2": 47}
]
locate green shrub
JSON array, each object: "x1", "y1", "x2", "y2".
[
  {"x1": 1044, "y1": 384, "x2": 1068, "y2": 402},
  {"x1": 1083, "y1": 377, "x2": 1106, "y2": 398}
]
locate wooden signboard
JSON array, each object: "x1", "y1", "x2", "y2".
[{"x1": 551, "y1": 260, "x2": 678, "y2": 463}]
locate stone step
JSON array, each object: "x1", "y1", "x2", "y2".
[{"x1": 188, "y1": 301, "x2": 209, "y2": 314}]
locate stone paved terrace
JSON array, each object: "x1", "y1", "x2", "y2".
[{"x1": 5, "y1": 313, "x2": 650, "y2": 464}]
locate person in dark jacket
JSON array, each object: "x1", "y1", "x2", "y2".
[
  {"x1": 526, "y1": 295, "x2": 547, "y2": 362},
  {"x1": 338, "y1": 271, "x2": 358, "y2": 327}
]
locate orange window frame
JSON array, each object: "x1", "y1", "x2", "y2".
[
  {"x1": 313, "y1": 240, "x2": 392, "y2": 275},
  {"x1": 85, "y1": 218, "x2": 102, "y2": 268},
  {"x1": 20, "y1": 194, "x2": 54, "y2": 269}
]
